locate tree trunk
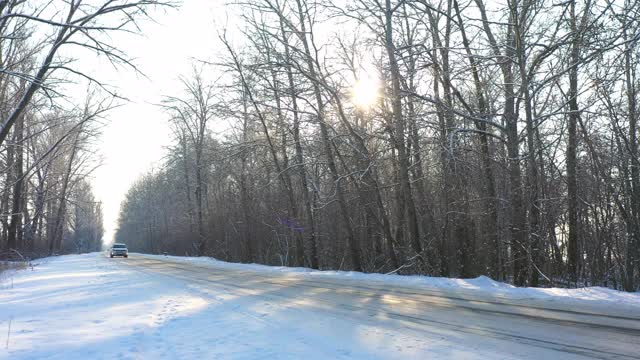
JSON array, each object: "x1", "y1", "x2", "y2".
[
  {"x1": 294, "y1": 0, "x2": 362, "y2": 271},
  {"x1": 624, "y1": 17, "x2": 639, "y2": 292},
  {"x1": 385, "y1": 0, "x2": 423, "y2": 263},
  {"x1": 7, "y1": 114, "x2": 24, "y2": 250},
  {"x1": 454, "y1": 0, "x2": 500, "y2": 279},
  {"x1": 567, "y1": 0, "x2": 580, "y2": 285}
]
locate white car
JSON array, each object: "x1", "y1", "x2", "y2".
[{"x1": 110, "y1": 243, "x2": 128, "y2": 258}]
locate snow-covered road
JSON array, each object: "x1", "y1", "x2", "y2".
[{"x1": 1, "y1": 253, "x2": 639, "y2": 359}]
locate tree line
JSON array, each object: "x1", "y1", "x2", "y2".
[
  {"x1": 115, "y1": 0, "x2": 639, "y2": 291},
  {"x1": 0, "y1": 1, "x2": 169, "y2": 258}
]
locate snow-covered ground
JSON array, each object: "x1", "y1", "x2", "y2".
[{"x1": 1, "y1": 253, "x2": 639, "y2": 360}]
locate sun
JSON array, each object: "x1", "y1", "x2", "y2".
[{"x1": 351, "y1": 75, "x2": 380, "y2": 109}]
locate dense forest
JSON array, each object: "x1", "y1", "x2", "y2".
[
  {"x1": 0, "y1": 1, "x2": 167, "y2": 258},
  {"x1": 1, "y1": 0, "x2": 638, "y2": 292},
  {"x1": 114, "y1": 0, "x2": 640, "y2": 291}
]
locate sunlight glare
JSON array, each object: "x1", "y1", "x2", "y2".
[{"x1": 351, "y1": 75, "x2": 380, "y2": 109}]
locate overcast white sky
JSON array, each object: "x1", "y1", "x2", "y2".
[{"x1": 88, "y1": 1, "x2": 225, "y2": 244}]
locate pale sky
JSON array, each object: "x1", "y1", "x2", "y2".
[{"x1": 88, "y1": 1, "x2": 224, "y2": 245}]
